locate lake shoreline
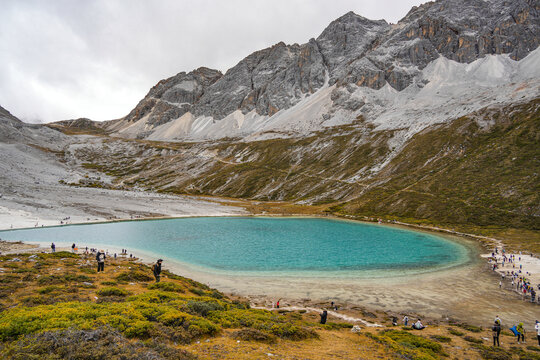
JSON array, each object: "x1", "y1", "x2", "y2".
[{"x1": 1, "y1": 216, "x2": 538, "y2": 331}]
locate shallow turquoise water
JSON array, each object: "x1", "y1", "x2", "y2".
[{"x1": 0, "y1": 217, "x2": 470, "y2": 275}]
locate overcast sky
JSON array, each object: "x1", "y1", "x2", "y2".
[{"x1": 1, "y1": 0, "x2": 427, "y2": 123}]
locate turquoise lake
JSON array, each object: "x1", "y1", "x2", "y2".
[{"x1": 0, "y1": 217, "x2": 470, "y2": 276}]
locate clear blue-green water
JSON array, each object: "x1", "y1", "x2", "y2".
[{"x1": 0, "y1": 217, "x2": 470, "y2": 276}]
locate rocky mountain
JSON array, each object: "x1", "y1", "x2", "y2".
[
  {"x1": 5, "y1": 0, "x2": 538, "y2": 238},
  {"x1": 0, "y1": 105, "x2": 66, "y2": 145},
  {"x1": 105, "y1": 0, "x2": 539, "y2": 142}
]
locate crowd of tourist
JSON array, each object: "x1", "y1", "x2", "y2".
[{"x1": 488, "y1": 247, "x2": 540, "y2": 304}]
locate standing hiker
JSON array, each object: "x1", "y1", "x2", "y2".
[
  {"x1": 51, "y1": 243, "x2": 55, "y2": 253},
  {"x1": 535, "y1": 320, "x2": 540, "y2": 346},
  {"x1": 96, "y1": 249, "x2": 106, "y2": 272},
  {"x1": 492, "y1": 320, "x2": 501, "y2": 346},
  {"x1": 516, "y1": 322, "x2": 525, "y2": 344},
  {"x1": 153, "y1": 259, "x2": 163, "y2": 282},
  {"x1": 320, "y1": 310, "x2": 328, "y2": 324}
]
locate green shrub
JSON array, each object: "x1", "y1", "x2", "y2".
[
  {"x1": 187, "y1": 318, "x2": 219, "y2": 337},
  {"x1": 232, "y1": 328, "x2": 277, "y2": 343},
  {"x1": 472, "y1": 344, "x2": 512, "y2": 360},
  {"x1": 183, "y1": 300, "x2": 224, "y2": 317},
  {"x1": 37, "y1": 275, "x2": 66, "y2": 285},
  {"x1": 148, "y1": 282, "x2": 185, "y2": 293},
  {"x1": 269, "y1": 322, "x2": 318, "y2": 340},
  {"x1": 457, "y1": 323, "x2": 483, "y2": 333},
  {"x1": 382, "y1": 330, "x2": 443, "y2": 353},
  {"x1": 321, "y1": 322, "x2": 354, "y2": 330},
  {"x1": 448, "y1": 327, "x2": 464, "y2": 336},
  {"x1": 97, "y1": 287, "x2": 131, "y2": 297},
  {"x1": 464, "y1": 335, "x2": 483, "y2": 344},
  {"x1": 100, "y1": 281, "x2": 118, "y2": 286},
  {"x1": 115, "y1": 271, "x2": 153, "y2": 282},
  {"x1": 124, "y1": 320, "x2": 153, "y2": 338},
  {"x1": 158, "y1": 310, "x2": 192, "y2": 327},
  {"x1": 209, "y1": 289, "x2": 224, "y2": 299},
  {"x1": 37, "y1": 285, "x2": 62, "y2": 294},
  {"x1": 37, "y1": 251, "x2": 79, "y2": 259},
  {"x1": 79, "y1": 267, "x2": 97, "y2": 274},
  {"x1": 430, "y1": 334, "x2": 451, "y2": 343},
  {"x1": 64, "y1": 274, "x2": 92, "y2": 282},
  {"x1": 0, "y1": 327, "x2": 196, "y2": 360},
  {"x1": 189, "y1": 287, "x2": 207, "y2": 296}
]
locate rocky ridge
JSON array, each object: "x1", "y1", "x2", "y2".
[{"x1": 105, "y1": 0, "x2": 539, "y2": 141}]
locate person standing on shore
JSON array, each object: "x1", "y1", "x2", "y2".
[
  {"x1": 51, "y1": 243, "x2": 55, "y2": 253},
  {"x1": 492, "y1": 320, "x2": 501, "y2": 346},
  {"x1": 535, "y1": 320, "x2": 540, "y2": 346},
  {"x1": 71, "y1": 243, "x2": 76, "y2": 253},
  {"x1": 320, "y1": 310, "x2": 328, "y2": 324},
  {"x1": 403, "y1": 315, "x2": 409, "y2": 326},
  {"x1": 153, "y1": 259, "x2": 162, "y2": 282},
  {"x1": 96, "y1": 250, "x2": 106, "y2": 272}
]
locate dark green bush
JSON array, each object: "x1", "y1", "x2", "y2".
[
  {"x1": 183, "y1": 300, "x2": 224, "y2": 317},
  {"x1": 430, "y1": 334, "x2": 451, "y2": 343},
  {"x1": 0, "y1": 327, "x2": 196, "y2": 360},
  {"x1": 37, "y1": 275, "x2": 65, "y2": 285},
  {"x1": 232, "y1": 328, "x2": 277, "y2": 343},
  {"x1": 100, "y1": 281, "x2": 118, "y2": 286},
  {"x1": 457, "y1": 323, "x2": 483, "y2": 333},
  {"x1": 269, "y1": 322, "x2": 318, "y2": 340},
  {"x1": 447, "y1": 327, "x2": 464, "y2": 336},
  {"x1": 37, "y1": 286, "x2": 62, "y2": 294},
  {"x1": 148, "y1": 282, "x2": 185, "y2": 293},
  {"x1": 97, "y1": 287, "x2": 130, "y2": 297},
  {"x1": 37, "y1": 251, "x2": 79, "y2": 259},
  {"x1": 115, "y1": 271, "x2": 153, "y2": 282},
  {"x1": 464, "y1": 335, "x2": 483, "y2": 343}
]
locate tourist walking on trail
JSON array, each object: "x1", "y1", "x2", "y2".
[
  {"x1": 51, "y1": 243, "x2": 55, "y2": 253},
  {"x1": 535, "y1": 320, "x2": 540, "y2": 346},
  {"x1": 96, "y1": 250, "x2": 106, "y2": 272},
  {"x1": 492, "y1": 320, "x2": 501, "y2": 346},
  {"x1": 153, "y1": 259, "x2": 163, "y2": 282}
]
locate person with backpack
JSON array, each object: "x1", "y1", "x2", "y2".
[
  {"x1": 516, "y1": 322, "x2": 525, "y2": 344},
  {"x1": 492, "y1": 320, "x2": 501, "y2": 346},
  {"x1": 96, "y1": 250, "x2": 106, "y2": 272},
  {"x1": 153, "y1": 259, "x2": 162, "y2": 282}
]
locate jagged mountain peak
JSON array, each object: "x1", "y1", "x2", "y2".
[{"x1": 108, "y1": 0, "x2": 539, "y2": 142}]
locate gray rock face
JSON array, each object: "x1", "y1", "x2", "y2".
[
  {"x1": 120, "y1": 0, "x2": 539, "y2": 133},
  {"x1": 124, "y1": 67, "x2": 222, "y2": 126},
  {"x1": 194, "y1": 40, "x2": 327, "y2": 118}
]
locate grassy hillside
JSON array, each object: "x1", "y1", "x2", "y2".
[
  {"x1": 1, "y1": 251, "x2": 539, "y2": 359},
  {"x1": 54, "y1": 99, "x2": 539, "y2": 247}
]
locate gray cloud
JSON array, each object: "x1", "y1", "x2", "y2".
[{"x1": 0, "y1": 0, "x2": 426, "y2": 123}]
